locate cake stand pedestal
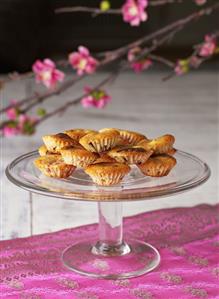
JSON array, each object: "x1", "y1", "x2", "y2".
[
  {"x1": 6, "y1": 150, "x2": 210, "y2": 279},
  {"x1": 62, "y1": 201, "x2": 160, "y2": 279}
]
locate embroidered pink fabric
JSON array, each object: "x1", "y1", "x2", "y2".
[{"x1": 1, "y1": 204, "x2": 219, "y2": 299}]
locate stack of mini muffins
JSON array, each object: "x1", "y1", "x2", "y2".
[{"x1": 34, "y1": 128, "x2": 177, "y2": 186}]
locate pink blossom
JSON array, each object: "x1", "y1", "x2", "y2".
[
  {"x1": 128, "y1": 47, "x2": 141, "y2": 62},
  {"x1": 69, "y1": 46, "x2": 99, "y2": 76},
  {"x1": 174, "y1": 60, "x2": 189, "y2": 76},
  {"x1": 18, "y1": 114, "x2": 29, "y2": 123},
  {"x1": 122, "y1": 0, "x2": 148, "y2": 26},
  {"x1": 18, "y1": 114, "x2": 37, "y2": 126},
  {"x1": 131, "y1": 59, "x2": 152, "y2": 73},
  {"x1": 32, "y1": 59, "x2": 65, "y2": 89},
  {"x1": 6, "y1": 99, "x2": 19, "y2": 120},
  {"x1": 128, "y1": 47, "x2": 152, "y2": 73},
  {"x1": 2, "y1": 126, "x2": 20, "y2": 137},
  {"x1": 81, "y1": 86, "x2": 111, "y2": 109},
  {"x1": 6, "y1": 107, "x2": 17, "y2": 120},
  {"x1": 2, "y1": 111, "x2": 38, "y2": 137},
  {"x1": 194, "y1": 0, "x2": 207, "y2": 5},
  {"x1": 199, "y1": 35, "x2": 216, "y2": 57},
  {"x1": 18, "y1": 114, "x2": 38, "y2": 135},
  {"x1": 189, "y1": 56, "x2": 202, "y2": 68}
]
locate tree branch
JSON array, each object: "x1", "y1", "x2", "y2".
[
  {"x1": 163, "y1": 30, "x2": 219, "y2": 81},
  {"x1": 133, "y1": 25, "x2": 183, "y2": 63},
  {"x1": 101, "y1": 2, "x2": 219, "y2": 60},
  {"x1": 35, "y1": 70, "x2": 120, "y2": 126},
  {"x1": 0, "y1": 75, "x2": 85, "y2": 115},
  {"x1": 149, "y1": 54, "x2": 174, "y2": 68},
  {"x1": 0, "y1": 72, "x2": 33, "y2": 85},
  {"x1": 55, "y1": 0, "x2": 184, "y2": 15}
]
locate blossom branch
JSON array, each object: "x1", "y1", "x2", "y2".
[
  {"x1": 0, "y1": 28, "x2": 179, "y2": 115},
  {"x1": 163, "y1": 30, "x2": 219, "y2": 80},
  {"x1": 0, "y1": 60, "x2": 69, "y2": 85},
  {"x1": 1, "y1": 26, "x2": 179, "y2": 116},
  {"x1": 55, "y1": 0, "x2": 184, "y2": 15},
  {"x1": 0, "y1": 71, "x2": 33, "y2": 86},
  {"x1": 0, "y1": 75, "x2": 85, "y2": 115},
  {"x1": 148, "y1": 54, "x2": 174, "y2": 67},
  {"x1": 55, "y1": 7, "x2": 121, "y2": 16},
  {"x1": 101, "y1": 2, "x2": 219, "y2": 60},
  {"x1": 132, "y1": 25, "x2": 183, "y2": 63},
  {"x1": 35, "y1": 70, "x2": 120, "y2": 127}
]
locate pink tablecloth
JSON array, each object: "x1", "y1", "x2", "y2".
[{"x1": 1, "y1": 204, "x2": 219, "y2": 299}]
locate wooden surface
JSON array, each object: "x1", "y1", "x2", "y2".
[{"x1": 1, "y1": 70, "x2": 218, "y2": 240}]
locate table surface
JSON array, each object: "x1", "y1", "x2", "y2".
[
  {"x1": 1, "y1": 204, "x2": 219, "y2": 299},
  {"x1": 1, "y1": 70, "x2": 218, "y2": 240}
]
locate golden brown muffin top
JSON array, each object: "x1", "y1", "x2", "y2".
[
  {"x1": 137, "y1": 134, "x2": 175, "y2": 154},
  {"x1": 92, "y1": 153, "x2": 117, "y2": 164},
  {"x1": 79, "y1": 130, "x2": 120, "y2": 152},
  {"x1": 38, "y1": 145, "x2": 56, "y2": 156},
  {"x1": 64, "y1": 129, "x2": 97, "y2": 141},
  {"x1": 34, "y1": 154, "x2": 64, "y2": 168},
  {"x1": 118, "y1": 129, "x2": 147, "y2": 145},
  {"x1": 42, "y1": 133, "x2": 77, "y2": 151},
  {"x1": 61, "y1": 147, "x2": 99, "y2": 158}
]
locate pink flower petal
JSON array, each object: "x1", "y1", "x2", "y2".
[
  {"x1": 195, "y1": 0, "x2": 207, "y2": 5},
  {"x1": 6, "y1": 108, "x2": 17, "y2": 120},
  {"x1": 130, "y1": 18, "x2": 141, "y2": 26},
  {"x1": 19, "y1": 114, "x2": 28, "y2": 123},
  {"x1": 78, "y1": 46, "x2": 90, "y2": 56},
  {"x1": 139, "y1": 0, "x2": 148, "y2": 8},
  {"x1": 32, "y1": 60, "x2": 44, "y2": 73},
  {"x1": 3, "y1": 126, "x2": 20, "y2": 137},
  {"x1": 44, "y1": 59, "x2": 55, "y2": 68},
  {"x1": 140, "y1": 11, "x2": 147, "y2": 22},
  {"x1": 53, "y1": 69, "x2": 65, "y2": 82},
  {"x1": 69, "y1": 53, "x2": 81, "y2": 65},
  {"x1": 199, "y1": 35, "x2": 216, "y2": 57},
  {"x1": 84, "y1": 86, "x2": 92, "y2": 93},
  {"x1": 81, "y1": 96, "x2": 95, "y2": 108}
]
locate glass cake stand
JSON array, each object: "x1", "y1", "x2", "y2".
[{"x1": 6, "y1": 150, "x2": 210, "y2": 279}]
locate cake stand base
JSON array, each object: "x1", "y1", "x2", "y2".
[{"x1": 62, "y1": 239, "x2": 160, "y2": 279}]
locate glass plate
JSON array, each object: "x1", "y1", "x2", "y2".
[{"x1": 6, "y1": 150, "x2": 210, "y2": 202}]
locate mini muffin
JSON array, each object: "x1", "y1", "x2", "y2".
[
  {"x1": 93, "y1": 153, "x2": 117, "y2": 164},
  {"x1": 34, "y1": 155, "x2": 75, "y2": 178},
  {"x1": 38, "y1": 145, "x2": 56, "y2": 156},
  {"x1": 79, "y1": 130, "x2": 120, "y2": 153},
  {"x1": 118, "y1": 129, "x2": 147, "y2": 145},
  {"x1": 137, "y1": 134, "x2": 175, "y2": 155},
  {"x1": 108, "y1": 146, "x2": 153, "y2": 164},
  {"x1": 42, "y1": 133, "x2": 77, "y2": 153},
  {"x1": 137, "y1": 154, "x2": 176, "y2": 177},
  {"x1": 84, "y1": 162, "x2": 131, "y2": 186},
  {"x1": 64, "y1": 129, "x2": 96, "y2": 142},
  {"x1": 61, "y1": 148, "x2": 99, "y2": 168}
]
